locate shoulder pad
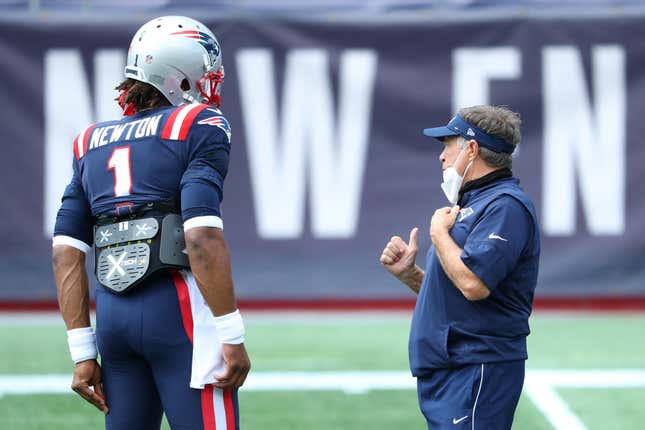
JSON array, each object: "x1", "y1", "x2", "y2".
[
  {"x1": 74, "y1": 123, "x2": 96, "y2": 160},
  {"x1": 160, "y1": 103, "x2": 210, "y2": 141}
]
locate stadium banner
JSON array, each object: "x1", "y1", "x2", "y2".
[{"x1": 0, "y1": 16, "x2": 644, "y2": 301}]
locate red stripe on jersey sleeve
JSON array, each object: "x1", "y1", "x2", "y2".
[
  {"x1": 161, "y1": 106, "x2": 184, "y2": 139},
  {"x1": 82, "y1": 124, "x2": 95, "y2": 157},
  {"x1": 73, "y1": 135, "x2": 81, "y2": 160},
  {"x1": 178, "y1": 104, "x2": 209, "y2": 141},
  {"x1": 72, "y1": 123, "x2": 95, "y2": 160}
]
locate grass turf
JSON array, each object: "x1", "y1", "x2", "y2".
[
  {"x1": 3, "y1": 315, "x2": 644, "y2": 374},
  {"x1": 0, "y1": 389, "x2": 559, "y2": 429},
  {"x1": 559, "y1": 387, "x2": 645, "y2": 430},
  {"x1": 0, "y1": 313, "x2": 644, "y2": 429}
]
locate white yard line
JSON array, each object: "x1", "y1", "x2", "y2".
[
  {"x1": 242, "y1": 371, "x2": 415, "y2": 394},
  {"x1": 521, "y1": 369, "x2": 645, "y2": 430},
  {"x1": 0, "y1": 371, "x2": 417, "y2": 397},
  {"x1": 525, "y1": 369, "x2": 645, "y2": 388},
  {"x1": 0, "y1": 313, "x2": 66, "y2": 325},
  {"x1": 523, "y1": 375, "x2": 588, "y2": 430},
  {"x1": 2, "y1": 369, "x2": 645, "y2": 430}
]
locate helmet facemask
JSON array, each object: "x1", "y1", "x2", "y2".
[{"x1": 197, "y1": 66, "x2": 225, "y2": 108}]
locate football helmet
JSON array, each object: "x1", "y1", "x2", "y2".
[{"x1": 124, "y1": 16, "x2": 224, "y2": 107}]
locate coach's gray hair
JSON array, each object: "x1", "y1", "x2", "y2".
[{"x1": 457, "y1": 105, "x2": 521, "y2": 170}]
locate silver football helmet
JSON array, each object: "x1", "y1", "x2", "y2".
[{"x1": 125, "y1": 16, "x2": 224, "y2": 107}]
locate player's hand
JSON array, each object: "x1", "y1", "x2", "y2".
[
  {"x1": 71, "y1": 359, "x2": 108, "y2": 415},
  {"x1": 380, "y1": 227, "x2": 419, "y2": 280},
  {"x1": 430, "y1": 206, "x2": 459, "y2": 242},
  {"x1": 214, "y1": 343, "x2": 251, "y2": 390}
]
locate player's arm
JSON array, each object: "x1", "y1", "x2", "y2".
[
  {"x1": 53, "y1": 246, "x2": 91, "y2": 329},
  {"x1": 181, "y1": 124, "x2": 250, "y2": 390},
  {"x1": 52, "y1": 161, "x2": 108, "y2": 414},
  {"x1": 53, "y1": 167, "x2": 94, "y2": 332},
  {"x1": 184, "y1": 226, "x2": 237, "y2": 316},
  {"x1": 380, "y1": 227, "x2": 425, "y2": 294},
  {"x1": 184, "y1": 226, "x2": 251, "y2": 390}
]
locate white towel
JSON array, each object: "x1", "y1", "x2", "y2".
[{"x1": 178, "y1": 270, "x2": 227, "y2": 389}]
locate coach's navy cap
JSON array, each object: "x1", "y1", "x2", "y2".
[{"x1": 423, "y1": 114, "x2": 515, "y2": 154}]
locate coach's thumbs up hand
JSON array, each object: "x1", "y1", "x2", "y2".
[{"x1": 380, "y1": 227, "x2": 419, "y2": 281}]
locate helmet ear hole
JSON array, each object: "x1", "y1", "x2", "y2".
[{"x1": 180, "y1": 79, "x2": 191, "y2": 91}]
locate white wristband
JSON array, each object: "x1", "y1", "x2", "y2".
[
  {"x1": 67, "y1": 327, "x2": 98, "y2": 363},
  {"x1": 214, "y1": 309, "x2": 245, "y2": 344}
]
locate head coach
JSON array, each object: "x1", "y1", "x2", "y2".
[{"x1": 380, "y1": 105, "x2": 541, "y2": 429}]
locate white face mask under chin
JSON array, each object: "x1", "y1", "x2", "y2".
[{"x1": 440, "y1": 150, "x2": 473, "y2": 205}]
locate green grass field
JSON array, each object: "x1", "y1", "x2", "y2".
[{"x1": 0, "y1": 313, "x2": 644, "y2": 429}]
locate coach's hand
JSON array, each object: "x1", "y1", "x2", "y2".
[
  {"x1": 380, "y1": 227, "x2": 419, "y2": 280},
  {"x1": 71, "y1": 359, "x2": 108, "y2": 414},
  {"x1": 430, "y1": 206, "x2": 459, "y2": 242},
  {"x1": 215, "y1": 343, "x2": 251, "y2": 390}
]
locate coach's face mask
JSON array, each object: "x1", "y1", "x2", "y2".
[{"x1": 441, "y1": 147, "x2": 474, "y2": 205}]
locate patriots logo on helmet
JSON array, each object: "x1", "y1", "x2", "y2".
[
  {"x1": 170, "y1": 30, "x2": 221, "y2": 64},
  {"x1": 198, "y1": 109, "x2": 231, "y2": 139}
]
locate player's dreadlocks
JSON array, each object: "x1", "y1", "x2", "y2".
[{"x1": 115, "y1": 78, "x2": 171, "y2": 113}]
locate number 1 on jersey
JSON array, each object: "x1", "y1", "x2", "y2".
[{"x1": 108, "y1": 147, "x2": 132, "y2": 197}]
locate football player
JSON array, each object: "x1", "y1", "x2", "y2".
[{"x1": 52, "y1": 16, "x2": 249, "y2": 429}]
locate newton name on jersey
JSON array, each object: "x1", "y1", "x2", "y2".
[{"x1": 89, "y1": 114, "x2": 163, "y2": 151}]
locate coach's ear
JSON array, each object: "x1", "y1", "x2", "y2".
[{"x1": 467, "y1": 139, "x2": 480, "y2": 161}]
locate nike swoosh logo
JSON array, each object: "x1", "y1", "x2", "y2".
[
  {"x1": 488, "y1": 233, "x2": 508, "y2": 242},
  {"x1": 453, "y1": 415, "x2": 469, "y2": 424}
]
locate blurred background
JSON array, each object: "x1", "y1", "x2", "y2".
[{"x1": 1, "y1": 1, "x2": 644, "y2": 429}]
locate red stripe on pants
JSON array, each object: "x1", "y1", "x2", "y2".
[
  {"x1": 224, "y1": 390, "x2": 236, "y2": 430},
  {"x1": 171, "y1": 270, "x2": 194, "y2": 343},
  {"x1": 202, "y1": 385, "x2": 217, "y2": 430}
]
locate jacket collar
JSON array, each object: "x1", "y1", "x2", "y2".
[{"x1": 458, "y1": 168, "x2": 513, "y2": 206}]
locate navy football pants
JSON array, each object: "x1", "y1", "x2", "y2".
[
  {"x1": 417, "y1": 361, "x2": 524, "y2": 430},
  {"x1": 95, "y1": 270, "x2": 239, "y2": 430}
]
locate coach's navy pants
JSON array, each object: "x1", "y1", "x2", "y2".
[
  {"x1": 95, "y1": 270, "x2": 239, "y2": 430},
  {"x1": 417, "y1": 360, "x2": 524, "y2": 430}
]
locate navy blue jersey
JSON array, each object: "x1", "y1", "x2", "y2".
[
  {"x1": 53, "y1": 103, "x2": 231, "y2": 249},
  {"x1": 409, "y1": 177, "x2": 540, "y2": 376}
]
